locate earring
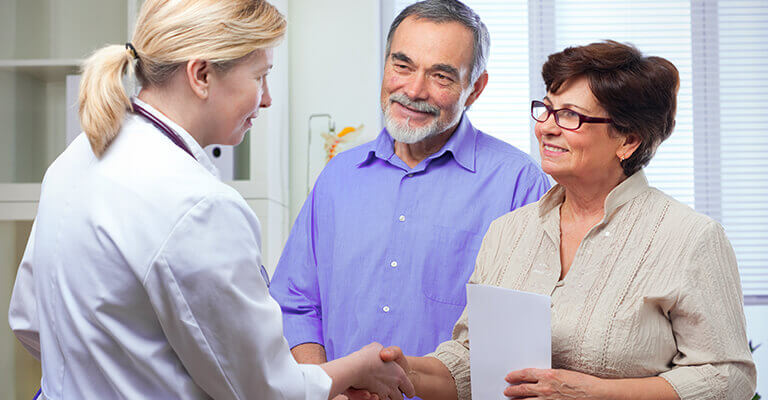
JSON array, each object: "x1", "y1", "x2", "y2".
[{"x1": 618, "y1": 154, "x2": 626, "y2": 162}]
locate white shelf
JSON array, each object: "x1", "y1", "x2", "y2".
[
  {"x1": 0, "y1": 181, "x2": 285, "y2": 222},
  {"x1": 0, "y1": 59, "x2": 81, "y2": 81}
]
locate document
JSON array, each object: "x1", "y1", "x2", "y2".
[{"x1": 467, "y1": 284, "x2": 551, "y2": 400}]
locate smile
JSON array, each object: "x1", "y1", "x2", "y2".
[
  {"x1": 543, "y1": 144, "x2": 568, "y2": 153},
  {"x1": 398, "y1": 102, "x2": 424, "y2": 113},
  {"x1": 388, "y1": 93, "x2": 440, "y2": 116}
]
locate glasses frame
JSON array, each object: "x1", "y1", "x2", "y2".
[{"x1": 531, "y1": 100, "x2": 613, "y2": 131}]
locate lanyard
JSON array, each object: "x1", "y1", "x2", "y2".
[{"x1": 131, "y1": 101, "x2": 196, "y2": 160}]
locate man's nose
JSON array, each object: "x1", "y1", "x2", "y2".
[{"x1": 402, "y1": 72, "x2": 429, "y2": 101}]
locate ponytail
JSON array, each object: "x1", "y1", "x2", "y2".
[
  {"x1": 78, "y1": 45, "x2": 136, "y2": 157},
  {"x1": 77, "y1": 0, "x2": 286, "y2": 157}
]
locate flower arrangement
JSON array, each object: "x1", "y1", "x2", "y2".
[{"x1": 321, "y1": 124, "x2": 363, "y2": 163}]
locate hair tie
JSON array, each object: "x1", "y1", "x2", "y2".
[{"x1": 125, "y1": 42, "x2": 140, "y2": 61}]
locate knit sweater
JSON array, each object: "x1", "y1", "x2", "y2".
[{"x1": 430, "y1": 170, "x2": 756, "y2": 400}]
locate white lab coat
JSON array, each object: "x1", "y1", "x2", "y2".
[{"x1": 8, "y1": 99, "x2": 332, "y2": 400}]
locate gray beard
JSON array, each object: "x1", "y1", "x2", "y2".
[
  {"x1": 383, "y1": 103, "x2": 459, "y2": 144},
  {"x1": 383, "y1": 112, "x2": 443, "y2": 144}
]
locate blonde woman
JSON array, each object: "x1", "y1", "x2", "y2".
[{"x1": 7, "y1": 1, "x2": 414, "y2": 399}]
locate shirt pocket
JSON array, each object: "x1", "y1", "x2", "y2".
[{"x1": 421, "y1": 224, "x2": 482, "y2": 306}]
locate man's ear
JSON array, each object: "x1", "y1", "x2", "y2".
[
  {"x1": 186, "y1": 59, "x2": 211, "y2": 100},
  {"x1": 464, "y1": 70, "x2": 488, "y2": 108}
]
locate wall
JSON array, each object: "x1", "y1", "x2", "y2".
[
  {"x1": 287, "y1": 0, "x2": 384, "y2": 223},
  {"x1": 746, "y1": 305, "x2": 768, "y2": 395},
  {"x1": 250, "y1": 0, "x2": 290, "y2": 272}
]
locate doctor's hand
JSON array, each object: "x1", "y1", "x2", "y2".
[
  {"x1": 345, "y1": 346, "x2": 414, "y2": 400},
  {"x1": 503, "y1": 368, "x2": 602, "y2": 399},
  {"x1": 350, "y1": 343, "x2": 415, "y2": 400}
]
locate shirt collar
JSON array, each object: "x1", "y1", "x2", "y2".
[
  {"x1": 131, "y1": 98, "x2": 220, "y2": 179},
  {"x1": 357, "y1": 112, "x2": 477, "y2": 172},
  {"x1": 537, "y1": 169, "x2": 650, "y2": 221}
]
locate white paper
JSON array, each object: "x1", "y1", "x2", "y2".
[{"x1": 467, "y1": 284, "x2": 551, "y2": 400}]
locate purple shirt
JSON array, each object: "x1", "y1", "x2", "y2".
[{"x1": 270, "y1": 115, "x2": 550, "y2": 361}]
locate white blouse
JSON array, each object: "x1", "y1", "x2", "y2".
[
  {"x1": 431, "y1": 171, "x2": 756, "y2": 400},
  {"x1": 8, "y1": 99, "x2": 332, "y2": 399}
]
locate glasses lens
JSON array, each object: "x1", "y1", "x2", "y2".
[
  {"x1": 532, "y1": 102, "x2": 549, "y2": 122},
  {"x1": 555, "y1": 109, "x2": 581, "y2": 130}
]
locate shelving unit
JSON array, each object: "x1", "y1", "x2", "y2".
[
  {"x1": 0, "y1": 0, "x2": 291, "y2": 398},
  {"x1": 0, "y1": 1, "x2": 140, "y2": 397}
]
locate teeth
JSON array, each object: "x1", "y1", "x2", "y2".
[{"x1": 544, "y1": 145, "x2": 567, "y2": 152}]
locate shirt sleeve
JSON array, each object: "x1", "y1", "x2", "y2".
[
  {"x1": 269, "y1": 186, "x2": 325, "y2": 349},
  {"x1": 428, "y1": 218, "x2": 505, "y2": 400},
  {"x1": 143, "y1": 192, "x2": 331, "y2": 400},
  {"x1": 8, "y1": 220, "x2": 41, "y2": 361},
  {"x1": 658, "y1": 220, "x2": 756, "y2": 400},
  {"x1": 510, "y1": 162, "x2": 551, "y2": 211}
]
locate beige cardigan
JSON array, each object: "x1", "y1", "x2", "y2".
[{"x1": 431, "y1": 171, "x2": 756, "y2": 400}]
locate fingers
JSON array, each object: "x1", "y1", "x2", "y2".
[
  {"x1": 505, "y1": 368, "x2": 540, "y2": 384},
  {"x1": 382, "y1": 346, "x2": 410, "y2": 377},
  {"x1": 344, "y1": 388, "x2": 372, "y2": 400},
  {"x1": 379, "y1": 346, "x2": 402, "y2": 362},
  {"x1": 398, "y1": 369, "x2": 416, "y2": 398},
  {"x1": 503, "y1": 382, "x2": 538, "y2": 398}
]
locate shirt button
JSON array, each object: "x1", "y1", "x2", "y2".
[
  {"x1": 407, "y1": 173, "x2": 414, "y2": 178},
  {"x1": 604, "y1": 231, "x2": 611, "y2": 237},
  {"x1": 383, "y1": 306, "x2": 390, "y2": 312},
  {"x1": 390, "y1": 261, "x2": 398, "y2": 268},
  {"x1": 398, "y1": 215, "x2": 406, "y2": 222}
]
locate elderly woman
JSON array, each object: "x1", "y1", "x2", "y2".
[{"x1": 364, "y1": 41, "x2": 757, "y2": 400}]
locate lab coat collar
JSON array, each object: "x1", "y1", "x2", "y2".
[{"x1": 131, "y1": 98, "x2": 220, "y2": 179}]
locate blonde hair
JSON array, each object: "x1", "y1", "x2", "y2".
[{"x1": 79, "y1": 0, "x2": 286, "y2": 156}]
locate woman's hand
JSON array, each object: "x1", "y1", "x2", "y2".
[
  {"x1": 345, "y1": 346, "x2": 413, "y2": 400},
  {"x1": 350, "y1": 343, "x2": 415, "y2": 400},
  {"x1": 380, "y1": 346, "x2": 414, "y2": 382},
  {"x1": 503, "y1": 368, "x2": 602, "y2": 399}
]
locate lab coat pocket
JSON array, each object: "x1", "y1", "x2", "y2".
[{"x1": 421, "y1": 224, "x2": 482, "y2": 306}]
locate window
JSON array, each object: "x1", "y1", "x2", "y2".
[
  {"x1": 391, "y1": 0, "x2": 768, "y2": 302},
  {"x1": 391, "y1": 0, "x2": 532, "y2": 153}
]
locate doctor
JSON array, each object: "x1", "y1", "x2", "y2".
[{"x1": 8, "y1": 0, "x2": 414, "y2": 399}]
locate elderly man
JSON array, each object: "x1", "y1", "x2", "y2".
[{"x1": 271, "y1": 0, "x2": 549, "y2": 371}]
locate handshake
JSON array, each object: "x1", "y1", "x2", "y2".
[{"x1": 332, "y1": 343, "x2": 415, "y2": 400}]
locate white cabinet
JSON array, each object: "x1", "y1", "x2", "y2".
[{"x1": 0, "y1": 2, "x2": 142, "y2": 397}]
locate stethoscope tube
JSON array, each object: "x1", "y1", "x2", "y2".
[{"x1": 131, "y1": 101, "x2": 196, "y2": 160}]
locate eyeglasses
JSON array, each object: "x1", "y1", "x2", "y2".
[{"x1": 531, "y1": 100, "x2": 613, "y2": 131}]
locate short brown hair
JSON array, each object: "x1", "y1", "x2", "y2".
[{"x1": 541, "y1": 40, "x2": 679, "y2": 176}]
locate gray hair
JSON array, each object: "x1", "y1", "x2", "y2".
[{"x1": 385, "y1": 0, "x2": 490, "y2": 85}]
